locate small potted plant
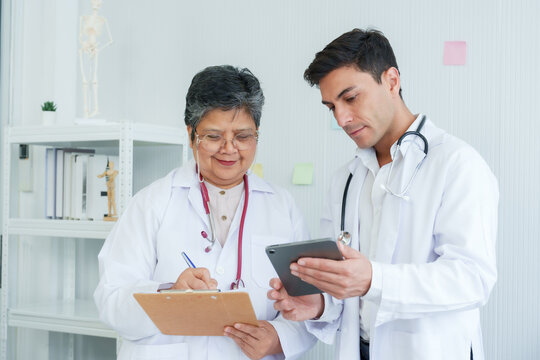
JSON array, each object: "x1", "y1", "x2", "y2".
[{"x1": 41, "y1": 101, "x2": 57, "y2": 125}]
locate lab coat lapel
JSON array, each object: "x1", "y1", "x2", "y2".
[
  {"x1": 335, "y1": 158, "x2": 367, "y2": 360},
  {"x1": 176, "y1": 164, "x2": 211, "y2": 230},
  {"x1": 376, "y1": 142, "x2": 426, "y2": 263},
  {"x1": 224, "y1": 190, "x2": 246, "y2": 247},
  {"x1": 330, "y1": 158, "x2": 368, "y2": 248},
  {"x1": 346, "y1": 160, "x2": 368, "y2": 252},
  {"x1": 187, "y1": 184, "x2": 211, "y2": 229}
]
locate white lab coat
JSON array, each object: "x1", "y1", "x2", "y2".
[
  {"x1": 306, "y1": 117, "x2": 498, "y2": 360},
  {"x1": 94, "y1": 161, "x2": 316, "y2": 360}
]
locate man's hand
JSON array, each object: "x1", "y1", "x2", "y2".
[
  {"x1": 224, "y1": 321, "x2": 282, "y2": 360},
  {"x1": 290, "y1": 241, "x2": 372, "y2": 299},
  {"x1": 171, "y1": 268, "x2": 218, "y2": 290},
  {"x1": 267, "y1": 278, "x2": 324, "y2": 321}
]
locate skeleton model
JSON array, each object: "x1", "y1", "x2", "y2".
[{"x1": 79, "y1": 0, "x2": 113, "y2": 118}]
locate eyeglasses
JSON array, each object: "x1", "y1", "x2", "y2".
[{"x1": 195, "y1": 130, "x2": 258, "y2": 153}]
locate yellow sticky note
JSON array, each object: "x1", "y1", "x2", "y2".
[
  {"x1": 292, "y1": 163, "x2": 314, "y2": 185},
  {"x1": 252, "y1": 163, "x2": 264, "y2": 178}
]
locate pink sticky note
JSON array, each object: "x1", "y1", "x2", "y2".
[{"x1": 443, "y1": 41, "x2": 467, "y2": 65}]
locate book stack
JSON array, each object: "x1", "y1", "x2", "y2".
[{"x1": 44, "y1": 148, "x2": 118, "y2": 220}]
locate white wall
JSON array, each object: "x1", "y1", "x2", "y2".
[{"x1": 5, "y1": 0, "x2": 540, "y2": 358}]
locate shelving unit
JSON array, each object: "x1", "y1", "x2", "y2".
[
  {"x1": 1, "y1": 122, "x2": 188, "y2": 359},
  {"x1": 8, "y1": 300, "x2": 116, "y2": 338}
]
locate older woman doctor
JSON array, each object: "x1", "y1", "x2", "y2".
[{"x1": 94, "y1": 65, "x2": 316, "y2": 359}]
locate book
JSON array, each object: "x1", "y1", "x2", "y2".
[
  {"x1": 71, "y1": 153, "x2": 89, "y2": 220},
  {"x1": 61, "y1": 148, "x2": 95, "y2": 219}
]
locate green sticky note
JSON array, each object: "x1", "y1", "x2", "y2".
[{"x1": 292, "y1": 163, "x2": 314, "y2": 185}]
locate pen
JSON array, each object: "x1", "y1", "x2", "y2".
[{"x1": 181, "y1": 251, "x2": 197, "y2": 268}]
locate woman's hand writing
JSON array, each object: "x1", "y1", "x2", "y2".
[{"x1": 171, "y1": 268, "x2": 218, "y2": 290}]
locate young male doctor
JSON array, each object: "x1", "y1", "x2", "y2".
[{"x1": 268, "y1": 29, "x2": 499, "y2": 360}]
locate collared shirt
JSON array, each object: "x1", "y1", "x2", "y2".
[
  {"x1": 355, "y1": 114, "x2": 426, "y2": 341},
  {"x1": 205, "y1": 181, "x2": 244, "y2": 246},
  {"x1": 355, "y1": 146, "x2": 386, "y2": 341}
]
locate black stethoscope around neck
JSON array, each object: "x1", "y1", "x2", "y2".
[{"x1": 337, "y1": 115, "x2": 428, "y2": 246}]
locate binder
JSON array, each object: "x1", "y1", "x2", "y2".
[
  {"x1": 45, "y1": 148, "x2": 55, "y2": 218},
  {"x1": 133, "y1": 291, "x2": 258, "y2": 336},
  {"x1": 55, "y1": 149, "x2": 64, "y2": 219}
]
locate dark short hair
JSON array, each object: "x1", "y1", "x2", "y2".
[
  {"x1": 184, "y1": 65, "x2": 265, "y2": 141},
  {"x1": 304, "y1": 29, "x2": 402, "y2": 97}
]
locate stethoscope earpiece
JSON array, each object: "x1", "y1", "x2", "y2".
[{"x1": 201, "y1": 230, "x2": 214, "y2": 252}]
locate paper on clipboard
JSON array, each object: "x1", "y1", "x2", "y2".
[{"x1": 133, "y1": 291, "x2": 258, "y2": 336}]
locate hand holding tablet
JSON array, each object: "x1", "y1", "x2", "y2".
[{"x1": 265, "y1": 238, "x2": 343, "y2": 296}]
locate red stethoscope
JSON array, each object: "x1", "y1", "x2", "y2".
[{"x1": 198, "y1": 170, "x2": 249, "y2": 290}]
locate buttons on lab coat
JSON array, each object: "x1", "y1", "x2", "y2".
[{"x1": 216, "y1": 266, "x2": 225, "y2": 275}]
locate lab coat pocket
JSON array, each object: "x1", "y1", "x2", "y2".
[
  {"x1": 119, "y1": 341, "x2": 188, "y2": 360},
  {"x1": 251, "y1": 235, "x2": 287, "y2": 288},
  {"x1": 388, "y1": 330, "x2": 439, "y2": 360}
]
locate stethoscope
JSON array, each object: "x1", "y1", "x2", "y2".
[
  {"x1": 198, "y1": 171, "x2": 249, "y2": 290},
  {"x1": 337, "y1": 115, "x2": 428, "y2": 246}
]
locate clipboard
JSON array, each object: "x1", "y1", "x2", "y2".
[{"x1": 133, "y1": 291, "x2": 258, "y2": 336}]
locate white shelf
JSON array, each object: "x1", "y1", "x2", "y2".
[
  {"x1": 8, "y1": 300, "x2": 116, "y2": 338},
  {"x1": 8, "y1": 219, "x2": 114, "y2": 239},
  {"x1": 7, "y1": 123, "x2": 186, "y2": 146},
  {"x1": 2, "y1": 121, "x2": 188, "y2": 358}
]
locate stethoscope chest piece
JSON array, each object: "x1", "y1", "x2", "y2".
[{"x1": 337, "y1": 231, "x2": 351, "y2": 246}]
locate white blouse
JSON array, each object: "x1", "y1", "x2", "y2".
[{"x1": 204, "y1": 181, "x2": 244, "y2": 246}]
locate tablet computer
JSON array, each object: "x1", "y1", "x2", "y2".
[{"x1": 265, "y1": 238, "x2": 343, "y2": 296}]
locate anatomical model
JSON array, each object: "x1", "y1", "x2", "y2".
[{"x1": 79, "y1": 0, "x2": 113, "y2": 118}]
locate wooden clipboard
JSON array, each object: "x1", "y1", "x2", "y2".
[{"x1": 133, "y1": 291, "x2": 258, "y2": 336}]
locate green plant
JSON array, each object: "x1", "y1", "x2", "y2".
[{"x1": 41, "y1": 101, "x2": 57, "y2": 112}]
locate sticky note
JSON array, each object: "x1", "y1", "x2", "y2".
[
  {"x1": 252, "y1": 163, "x2": 264, "y2": 178},
  {"x1": 292, "y1": 163, "x2": 314, "y2": 185},
  {"x1": 331, "y1": 113, "x2": 341, "y2": 130},
  {"x1": 443, "y1": 41, "x2": 467, "y2": 65}
]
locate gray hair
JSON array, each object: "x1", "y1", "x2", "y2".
[{"x1": 184, "y1": 65, "x2": 265, "y2": 140}]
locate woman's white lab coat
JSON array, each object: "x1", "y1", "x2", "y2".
[
  {"x1": 94, "y1": 161, "x2": 316, "y2": 360},
  {"x1": 306, "y1": 118, "x2": 498, "y2": 360}
]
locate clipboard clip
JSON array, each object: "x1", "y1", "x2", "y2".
[
  {"x1": 230, "y1": 279, "x2": 245, "y2": 290},
  {"x1": 160, "y1": 289, "x2": 221, "y2": 294}
]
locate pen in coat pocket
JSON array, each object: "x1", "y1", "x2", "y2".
[{"x1": 181, "y1": 251, "x2": 197, "y2": 268}]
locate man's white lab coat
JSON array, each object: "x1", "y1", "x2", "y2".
[{"x1": 307, "y1": 117, "x2": 498, "y2": 360}]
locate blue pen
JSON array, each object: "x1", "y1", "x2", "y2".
[{"x1": 181, "y1": 251, "x2": 197, "y2": 268}]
